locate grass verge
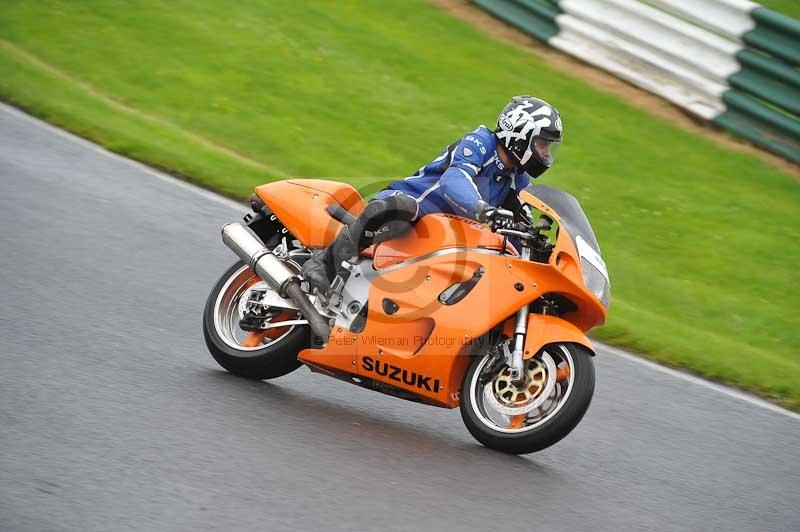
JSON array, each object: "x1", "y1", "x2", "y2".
[
  {"x1": 759, "y1": 0, "x2": 800, "y2": 19},
  {"x1": 1, "y1": 0, "x2": 798, "y2": 409}
]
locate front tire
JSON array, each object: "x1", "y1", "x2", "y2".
[
  {"x1": 203, "y1": 261, "x2": 309, "y2": 380},
  {"x1": 460, "y1": 342, "x2": 594, "y2": 454}
]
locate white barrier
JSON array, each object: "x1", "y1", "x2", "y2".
[
  {"x1": 644, "y1": 0, "x2": 757, "y2": 40},
  {"x1": 473, "y1": 0, "x2": 800, "y2": 160},
  {"x1": 561, "y1": 0, "x2": 740, "y2": 81},
  {"x1": 552, "y1": 0, "x2": 736, "y2": 118}
]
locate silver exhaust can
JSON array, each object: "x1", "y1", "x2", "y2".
[
  {"x1": 221, "y1": 223, "x2": 295, "y2": 296},
  {"x1": 220, "y1": 223, "x2": 332, "y2": 343}
]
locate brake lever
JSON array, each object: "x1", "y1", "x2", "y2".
[{"x1": 536, "y1": 214, "x2": 554, "y2": 231}]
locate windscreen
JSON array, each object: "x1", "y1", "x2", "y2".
[{"x1": 525, "y1": 184, "x2": 601, "y2": 254}]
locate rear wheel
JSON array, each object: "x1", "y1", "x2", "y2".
[
  {"x1": 460, "y1": 342, "x2": 594, "y2": 454},
  {"x1": 203, "y1": 261, "x2": 309, "y2": 380}
]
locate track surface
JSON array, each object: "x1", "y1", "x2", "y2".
[{"x1": 1, "y1": 105, "x2": 798, "y2": 532}]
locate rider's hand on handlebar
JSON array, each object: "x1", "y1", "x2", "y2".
[{"x1": 475, "y1": 200, "x2": 514, "y2": 231}]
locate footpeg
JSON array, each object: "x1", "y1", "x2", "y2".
[{"x1": 326, "y1": 275, "x2": 346, "y2": 309}]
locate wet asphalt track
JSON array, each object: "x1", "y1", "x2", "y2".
[{"x1": 1, "y1": 104, "x2": 799, "y2": 532}]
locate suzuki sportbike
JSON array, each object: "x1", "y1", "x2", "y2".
[{"x1": 203, "y1": 179, "x2": 610, "y2": 454}]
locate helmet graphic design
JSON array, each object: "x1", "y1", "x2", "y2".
[{"x1": 495, "y1": 95, "x2": 563, "y2": 178}]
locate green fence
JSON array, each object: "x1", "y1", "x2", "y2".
[{"x1": 471, "y1": 0, "x2": 800, "y2": 163}]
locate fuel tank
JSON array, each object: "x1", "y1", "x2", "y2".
[{"x1": 372, "y1": 213, "x2": 513, "y2": 270}]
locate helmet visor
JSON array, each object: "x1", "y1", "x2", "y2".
[{"x1": 532, "y1": 137, "x2": 560, "y2": 167}]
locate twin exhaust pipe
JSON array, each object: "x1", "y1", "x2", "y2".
[{"x1": 221, "y1": 223, "x2": 332, "y2": 343}]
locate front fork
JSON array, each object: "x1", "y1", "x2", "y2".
[{"x1": 507, "y1": 245, "x2": 531, "y2": 384}]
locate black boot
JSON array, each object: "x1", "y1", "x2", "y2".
[
  {"x1": 302, "y1": 194, "x2": 418, "y2": 294},
  {"x1": 302, "y1": 226, "x2": 358, "y2": 294},
  {"x1": 301, "y1": 247, "x2": 335, "y2": 294}
]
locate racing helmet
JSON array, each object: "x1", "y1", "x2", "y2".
[{"x1": 495, "y1": 95, "x2": 563, "y2": 178}]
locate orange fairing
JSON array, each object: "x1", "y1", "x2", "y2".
[
  {"x1": 373, "y1": 214, "x2": 514, "y2": 270},
  {"x1": 516, "y1": 188, "x2": 607, "y2": 327},
  {"x1": 287, "y1": 181, "x2": 608, "y2": 409},
  {"x1": 255, "y1": 179, "x2": 365, "y2": 248},
  {"x1": 517, "y1": 189, "x2": 559, "y2": 222},
  {"x1": 300, "y1": 211, "x2": 606, "y2": 408},
  {"x1": 521, "y1": 314, "x2": 594, "y2": 360},
  {"x1": 300, "y1": 247, "x2": 538, "y2": 407}
]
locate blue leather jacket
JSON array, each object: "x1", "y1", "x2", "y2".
[{"x1": 376, "y1": 125, "x2": 530, "y2": 219}]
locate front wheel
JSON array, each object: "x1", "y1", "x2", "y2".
[{"x1": 460, "y1": 342, "x2": 594, "y2": 454}]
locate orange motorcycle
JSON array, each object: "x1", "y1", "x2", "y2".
[{"x1": 203, "y1": 179, "x2": 609, "y2": 454}]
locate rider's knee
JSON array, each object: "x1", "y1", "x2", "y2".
[{"x1": 370, "y1": 193, "x2": 417, "y2": 222}]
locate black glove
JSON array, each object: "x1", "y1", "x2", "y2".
[{"x1": 475, "y1": 200, "x2": 514, "y2": 231}]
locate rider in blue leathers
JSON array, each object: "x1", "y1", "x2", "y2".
[
  {"x1": 303, "y1": 95, "x2": 563, "y2": 293},
  {"x1": 373, "y1": 124, "x2": 530, "y2": 218}
]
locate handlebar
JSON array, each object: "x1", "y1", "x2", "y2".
[
  {"x1": 495, "y1": 226, "x2": 535, "y2": 241},
  {"x1": 494, "y1": 212, "x2": 554, "y2": 239}
]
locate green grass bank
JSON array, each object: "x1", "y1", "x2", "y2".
[
  {"x1": 760, "y1": 0, "x2": 800, "y2": 19},
  {"x1": 1, "y1": 0, "x2": 798, "y2": 409}
]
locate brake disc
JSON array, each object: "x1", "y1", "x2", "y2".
[{"x1": 482, "y1": 352, "x2": 557, "y2": 416}]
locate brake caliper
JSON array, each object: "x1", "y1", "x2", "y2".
[{"x1": 238, "y1": 285, "x2": 277, "y2": 331}]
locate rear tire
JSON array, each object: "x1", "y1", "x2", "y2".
[
  {"x1": 460, "y1": 343, "x2": 594, "y2": 454},
  {"x1": 203, "y1": 261, "x2": 309, "y2": 380}
]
